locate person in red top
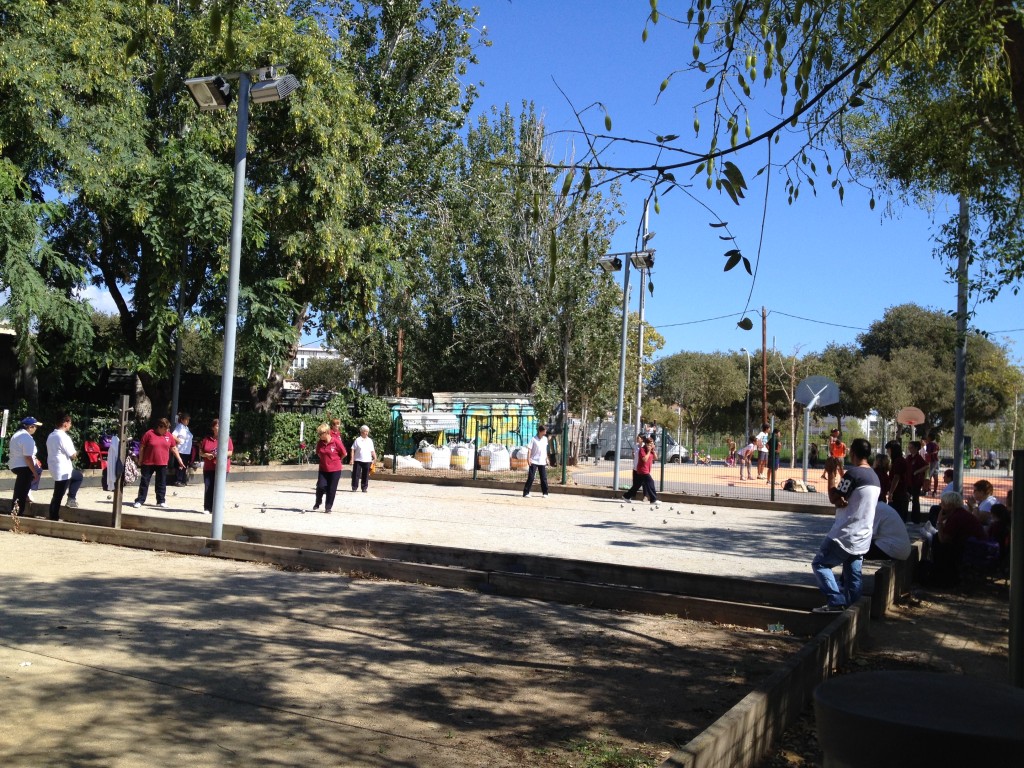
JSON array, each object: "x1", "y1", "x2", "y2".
[
  {"x1": 906, "y1": 440, "x2": 929, "y2": 523},
  {"x1": 924, "y1": 491, "x2": 987, "y2": 587},
  {"x1": 925, "y1": 430, "x2": 941, "y2": 495},
  {"x1": 199, "y1": 419, "x2": 233, "y2": 514},
  {"x1": 312, "y1": 423, "x2": 347, "y2": 513},
  {"x1": 132, "y1": 418, "x2": 184, "y2": 509},
  {"x1": 886, "y1": 440, "x2": 910, "y2": 521},
  {"x1": 622, "y1": 436, "x2": 658, "y2": 505}
]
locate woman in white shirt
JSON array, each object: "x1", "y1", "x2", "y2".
[
  {"x1": 47, "y1": 413, "x2": 84, "y2": 520},
  {"x1": 351, "y1": 425, "x2": 376, "y2": 493}
]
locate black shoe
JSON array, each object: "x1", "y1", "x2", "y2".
[{"x1": 812, "y1": 604, "x2": 846, "y2": 614}]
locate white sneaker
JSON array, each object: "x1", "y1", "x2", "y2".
[
  {"x1": 542, "y1": 494, "x2": 549, "y2": 498},
  {"x1": 523, "y1": 493, "x2": 531, "y2": 498},
  {"x1": 67, "y1": 499, "x2": 80, "y2": 508},
  {"x1": 157, "y1": 502, "x2": 168, "y2": 508},
  {"x1": 132, "y1": 501, "x2": 142, "y2": 508}
]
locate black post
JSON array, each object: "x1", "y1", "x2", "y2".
[
  {"x1": 1011, "y1": 450, "x2": 1024, "y2": 687},
  {"x1": 660, "y1": 425, "x2": 666, "y2": 492},
  {"x1": 111, "y1": 395, "x2": 130, "y2": 529}
]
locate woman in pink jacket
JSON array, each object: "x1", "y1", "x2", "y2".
[{"x1": 312, "y1": 423, "x2": 347, "y2": 513}]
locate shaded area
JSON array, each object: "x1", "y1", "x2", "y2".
[{"x1": 0, "y1": 532, "x2": 804, "y2": 767}]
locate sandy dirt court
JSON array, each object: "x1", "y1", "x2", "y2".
[{"x1": 0, "y1": 529, "x2": 804, "y2": 767}]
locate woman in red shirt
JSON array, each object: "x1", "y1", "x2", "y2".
[
  {"x1": 132, "y1": 418, "x2": 184, "y2": 509},
  {"x1": 199, "y1": 419, "x2": 233, "y2": 514},
  {"x1": 312, "y1": 423, "x2": 347, "y2": 513},
  {"x1": 622, "y1": 436, "x2": 659, "y2": 505}
]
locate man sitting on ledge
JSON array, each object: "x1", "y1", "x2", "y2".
[{"x1": 811, "y1": 438, "x2": 880, "y2": 614}]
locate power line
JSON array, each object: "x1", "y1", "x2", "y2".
[
  {"x1": 768, "y1": 310, "x2": 869, "y2": 331},
  {"x1": 654, "y1": 312, "x2": 746, "y2": 329}
]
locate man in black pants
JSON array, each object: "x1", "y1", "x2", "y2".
[{"x1": 8, "y1": 416, "x2": 43, "y2": 516}]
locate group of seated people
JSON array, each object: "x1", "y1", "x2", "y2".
[{"x1": 916, "y1": 478, "x2": 1011, "y2": 588}]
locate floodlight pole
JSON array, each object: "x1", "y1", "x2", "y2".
[
  {"x1": 612, "y1": 260, "x2": 631, "y2": 491},
  {"x1": 211, "y1": 71, "x2": 250, "y2": 540},
  {"x1": 635, "y1": 203, "x2": 649, "y2": 437}
]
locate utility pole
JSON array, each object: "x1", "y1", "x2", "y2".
[
  {"x1": 395, "y1": 327, "x2": 404, "y2": 397},
  {"x1": 953, "y1": 195, "x2": 969, "y2": 492}
]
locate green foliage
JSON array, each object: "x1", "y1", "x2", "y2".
[
  {"x1": 294, "y1": 358, "x2": 353, "y2": 393},
  {"x1": 322, "y1": 390, "x2": 391, "y2": 445},
  {"x1": 356, "y1": 103, "x2": 625, "y2": 414},
  {"x1": 0, "y1": 0, "x2": 483, "y2": 414},
  {"x1": 650, "y1": 351, "x2": 746, "y2": 449},
  {"x1": 231, "y1": 411, "x2": 306, "y2": 465}
]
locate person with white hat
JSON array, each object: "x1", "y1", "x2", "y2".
[{"x1": 9, "y1": 416, "x2": 43, "y2": 516}]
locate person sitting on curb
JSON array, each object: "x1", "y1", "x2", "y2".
[
  {"x1": 919, "y1": 491, "x2": 987, "y2": 589},
  {"x1": 810, "y1": 438, "x2": 880, "y2": 614},
  {"x1": 865, "y1": 502, "x2": 912, "y2": 561}
]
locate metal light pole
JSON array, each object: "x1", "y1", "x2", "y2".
[
  {"x1": 612, "y1": 260, "x2": 631, "y2": 491},
  {"x1": 635, "y1": 204, "x2": 655, "y2": 436},
  {"x1": 740, "y1": 347, "x2": 751, "y2": 441},
  {"x1": 184, "y1": 67, "x2": 299, "y2": 540},
  {"x1": 208, "y1": 71, "x2": 251, "y2": 541}
]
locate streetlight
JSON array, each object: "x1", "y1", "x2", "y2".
[
  {"x1": 184, "y1": 66, "x2": 300, "y2": 540},
  {"x1": 598, "y1": 247, "x2": 655, "y2": 491},
  {"x1": 740, "y1": 347, "x2": 751, "y2": 442},
  {"x1": 634, "y1": 203, "x2": 655, "y2": 437}
]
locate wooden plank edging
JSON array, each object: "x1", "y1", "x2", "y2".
[{"x1": 661, "y1": 599, "x2": 869, "y2": 768}]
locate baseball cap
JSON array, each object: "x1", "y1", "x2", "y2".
[{"x1": 21, "y1": 416, "x2": 43, "y2": 426}]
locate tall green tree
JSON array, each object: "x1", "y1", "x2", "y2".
[
  {"x1": 390, "y1": 103, "x2": 624, "y2": 414},
  {"x1": 0, "y1": 0, "x2": 482, "y2": 417},
  {"x1": 857, "y1": 304, "x2": 1016, "y2": 426},
  {"x1": 650, "y1": 351, "x2": 746, "y2": 453}
]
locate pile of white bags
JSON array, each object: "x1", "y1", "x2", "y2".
[
  {"x1": 449, "y1": 441, "x2": 475, "y2": 470},
  {"x1": 414, "y1": 440, "x2": 451, "y2": 470},
  {"x1": 478, "y1": 443, "x2": 511, "y2": 471}
]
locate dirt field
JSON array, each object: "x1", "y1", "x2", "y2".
[{"x1": 0, "y1": 530, "x2": 807, "y2": 768}]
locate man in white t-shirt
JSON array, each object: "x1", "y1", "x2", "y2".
[
  {"x1": 522, "y1": 425, "x2": 549, "y2": 498},
  {"x1": 811, "y1": 438, "x2": 880, "y2": 613},
  {"x1": 46, "y1": 413, "x2": 84, "y2": 520},
  {"x1": 350, "y1": 425, "x2": 376, "y2": 493},
  {"x1": 866, "y1": 502, "x2": 912, "y2": 561},
  {"x1": 9, "y1": 416, "x2": 43, "y2": 516},
  {"x1": 9, "y1": 417, "x2": 43, "y2": 520},
  {"x1": 755, "y1": 424, "x2": 769, "y2": 480}
]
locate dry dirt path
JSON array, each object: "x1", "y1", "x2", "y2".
[{"x1": 1, "y1": 530, "x2": 805, "y2": 768}]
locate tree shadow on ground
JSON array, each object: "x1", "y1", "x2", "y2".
[{"x1": 1, "y1": 533, "x2": 805, "y2": 767}]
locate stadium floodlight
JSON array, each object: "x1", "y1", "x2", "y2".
[
  {"x1": 629, "y1": 249, "x2": 655, "y2": 269},
  {"x1": 598, "y1": 255, "x2": 623, "y2": 273},
  {"x1": 250, "y1": 73, "x2": 300, "y2": 104},
  {"x1": 184, "y1": 76, "x2": 232, "y2": 111}
]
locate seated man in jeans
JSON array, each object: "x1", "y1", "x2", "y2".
[{"x1": 811, "y1": 438, "x2": 880, "y2": 613}]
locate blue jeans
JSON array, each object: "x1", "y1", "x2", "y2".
[{"x1": 811, "y1": 537, "x2": 864, "y2": 608}]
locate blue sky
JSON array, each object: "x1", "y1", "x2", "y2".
[{"x1": 467, "y1": 0, "x2": 1024, "y2": 360}]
